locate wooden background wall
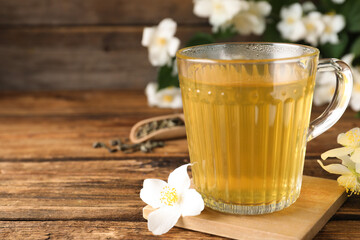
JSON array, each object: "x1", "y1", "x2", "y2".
[{"x1": 0, "y1": 0, "x2": 251, "y2": 91}]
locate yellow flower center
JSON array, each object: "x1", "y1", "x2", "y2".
[
  {"x1": 213, "y1": 3, "x2": 224, "y2": 12},
  {"x1": 162, "y1": 95, "x2": 174, "y2": 102},
  {"x1": 157, "y1": 37, "x2": 167, "y2": 46},
  {"x1": 324, "y1": 26, "x2": 332, "y2": 34},
  {"x1": 305, "y1": 23, "x2": 315, "y2": 31},
  {"x1": 338, "y1": 175, "x2": 360, "y2": 196},
  {"x1": 345, "y1": 130, "x2": 360, "y2": 145},
  {"x1": 355, "y1": 83, "x2": 360, "y2": 93},
  {"x1": 287, "y1": 17, "x2": 295, "y2": 24},
  {"x1": 160, "y1": 186, "x2": 178, "y2": 206}
]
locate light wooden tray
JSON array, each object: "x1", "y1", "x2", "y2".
[{"x1": 143, "y1": 176, "x2": 346, "y2": 240}]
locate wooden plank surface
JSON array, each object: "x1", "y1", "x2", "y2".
[
  {"x1": 0, "y1": 221, "x2": 359, "y2": 240},
  {"x1": 0, "y1": 91, "x2": 358, "y2": 159},
  {"x1": 0, "y1": 1, "x2": 259, "y2": 91},
  {"x1": 0, "y1": 26, "x2": 256, "y2": 91},
  {"x1": 0, "y1": 0, "x2": 205, "y2": 26},
  {"x1": 0, "y1": 0, "x2": 211, "y2": 91},
  {"x1": 0, "y1": 0, "x2": 206, "y2": 91},
  {"x1": 0, "y1": 26, "x2": 190, "y2": 90},
  {"x1": 0, "y1": 158, "x2": 355, "y2": 221},
  {"x1": 0, "y1": 90, "x2": 359, "y2": 239},
  {"x1": 0, "y1": 220, "x2": 359, "y2": 240}
]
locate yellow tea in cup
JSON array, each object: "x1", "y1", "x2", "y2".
[{"x1": 177, "y1": 43, "x2": 353, "y2": 214}]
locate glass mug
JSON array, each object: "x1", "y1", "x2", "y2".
[{"x1": 176, "y1": 43, "x2": 353, "y2": 215}]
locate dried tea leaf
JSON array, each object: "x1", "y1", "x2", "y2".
[
  {"x1": 136, "y1": 117, "x2": 185, "y2": 139},
  {"x1": 93, "y1": 138, "x2": 166, "y2": 154}
]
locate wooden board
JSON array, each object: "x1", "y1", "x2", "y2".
[{"x1": 143, "y1": 176, "x2": 347, "y2": 240}]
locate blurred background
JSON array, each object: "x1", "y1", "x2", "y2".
[
  {"x1": 0, "y1": 0, "x2": 211, "y2": 91},
  {"x1": 0, "y1": 0, "x2": 258, "y2": 91}
]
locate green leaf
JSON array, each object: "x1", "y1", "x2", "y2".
[
  {"x1": 212, "y1": 26, "x2": 237, "y2": 41},
  {"x1": 185, "y1": 32, "x2": 215, "y2": 47},
  {"x1": 350, "y1": 37, "x2": 360, "y2": 58},
  {"x1": 263, "y1": 21, "x2": 285, "y2": 43},
  {"x1": 356, "y1": 111, "x2": 360, "y2": 119},
  {"x1": 341, "y1": 0, "x2": 360, "y2": 32},
  {"x1": 319, "y1": 33, "x2": 349, "y2": 58},
  {"x1": 318, "y1": 0, "x2": 336, "y2": 13},
  {"x1": 352, "y1": 56, "x2": 360, "y2": 66},
  {"x1": 157, "y1": 60, "x2": 179, "y2": 90},
  {"x1": 268, "y1": 0, "x2": 297, "y2": 16}
]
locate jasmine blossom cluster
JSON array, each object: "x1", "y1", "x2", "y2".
[
  {"x1": 277, "y1": 3, "x2": 345, "y2": 46},
  {"x1": 193, "y1": 0, "x2": 271, "y2": 35},
  {"x1": 314, "y1": 54, "x2": 360, "y2": 112}
]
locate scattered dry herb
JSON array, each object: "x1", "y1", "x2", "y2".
[
  {"x1": 92, "y1": 142, "x2": 117, "y2": 153},
  {"x1": 93, "y1": 138, "x2": 165, "y2": 154}
]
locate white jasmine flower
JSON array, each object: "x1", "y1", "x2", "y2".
[
  {"x1": 313, "y1": 52, "x2": 360, "y2": 109},
  {"x1": 318, "y1": 155, "x2": 360, "y2": 195},
  {"x1": 351, "y1": 75, "x2": 360, "y2": 112},
  {"x1": 302, "y1": 12, "x2": 325, "y2": 46},
  {"x1": 313, "y1": 71, "x2": 336, "y2": 106},
  {"x1": 320, "y1": 14, "x2": 345, "y2": 45},
  {"x1": 172, "y1": 59, "x2": 178, "y2": 77},
  {"x1": 321, "y1": 128, "x2": 360, "y2": 162},
  {"x1": 193, "y1": 0, "x2": 248, "y2": 31},
  {"x1": 140, "y1": 164, "x2": 204, "y2": 235},
  {"x1": 277, "y1": 3, "x2": 306, "y2": 42},
  {"x1": 142, "y1": 18, "x2": 180, "y2": 67},
  {"x1": 145, "y1": 82, "x2": 182, "y2": 109},
  {"x1": 318, "y1": 128, "x2": 360, "y2": 195},
  {"x1": 302, "y1": 1, "x2": 316, "y2": 12},
  {"x1": 332, "y1": 0, "x2": 346, "y2": 4},
  {"x1": 232, "y1": 1, "x2": 271, "y2": 35},
  {"x1": 342, "y1": 53, "x2": 355, "y2": 67},
  {"x1": 341, "y1": 54, "x2": 360, "y2": 112}
]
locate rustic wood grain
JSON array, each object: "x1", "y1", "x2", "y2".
[
  {"x1": 0, "y1": 220, "x2": 359, "y2": 240},
  {"x1": 0, "y1": 0, "x2": 211, "y2": 91},
  {"x1": 315, "y1": 221, "x2": 360, "y2": 240},
  {"x1": 0, "y1": 27, "x2": 250, "y2": 91},
  {"x1": 0, "y1": 0, "x2": 206, "y2": 26},
  {"x1": 0, "y1": 91, "x2": 358, "y2": 160},
  {"x1": 0, "y1": 26, "x2": 256, "y2": 91},
  {"x1": 0, "y1": 158, "x2": 358, "y2": 221},
  {"x1": 0, "y1": 90, "x2": 359, "y2": 239},
  {"x1": 0, "y1": 221, "x2": 224, "y2": 240},
  {"x1": 0, "y1": 26, "x2": 164, "y2": 90},
  {"x1": 0, "y1": 159, "x2": 185, "y2": 220},
  {"x1": 0, "y1": 91, "x2": 186, "y2": 160}
]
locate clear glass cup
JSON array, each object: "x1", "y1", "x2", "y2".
[{"x1": 176, "y1": 42, "x2": 353, "y2": 215}]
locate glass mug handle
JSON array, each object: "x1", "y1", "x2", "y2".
[{"x1": 307, "y1": 58, "x2": 353, "y2": 141}]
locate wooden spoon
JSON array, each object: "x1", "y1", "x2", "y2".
[{"x1": 129, "y1": 113, "x2": 186, "y2": 144}]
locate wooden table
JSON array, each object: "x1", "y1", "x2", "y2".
[{"x1": 0, "y1": 90, "x2": 359, "y2": 239}]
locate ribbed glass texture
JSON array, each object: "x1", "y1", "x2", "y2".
[{"x1": 177, "y1": 43, "x2": 318, "y2": 214}]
